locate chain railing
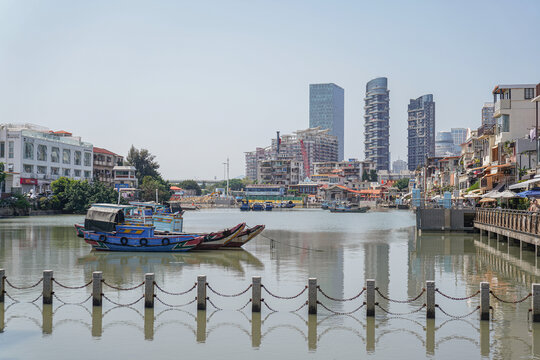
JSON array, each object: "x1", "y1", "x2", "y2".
[
  {"x1": 102, "y1": 281, "x2": 145, "y2": 291},
  {"x1": 490, "y1": 291, "x2": 532, "y2": 304},
  {"x1": 154, "y1": 282, "x2": 196, "y2": 296},
  {"x1": 375, "y1": 288, "x2": 425, "y2": 303},
  {"x1": 317, "y1": 286, "x2": 365, "y2": 302},
  {"x1": 261, "y1": 284, "x2": 307, "y2": 300},
  {"x1": 436, "y1": 289, "x2": 480, "y2": 301},
  {"x1": 207, "y1": 283, "x2": 252, "y2": 298}
]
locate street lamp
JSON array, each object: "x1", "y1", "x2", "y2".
[{"x1": 532, "y1": 83, "x2": 540, "y2": 169}]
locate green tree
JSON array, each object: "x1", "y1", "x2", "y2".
[
  {"x1": 395, "y1": 178, "x2": 410, "y2": 191},
  {"x1": 51, "y1": 177, "x2": 118, "y2": 213},
  {"x1": 369, "y1": 169, "x2": 378, "y2": 182},
  {"x1": 126, "y1": 145, "x2": 161, "y2": 183},
  {"x1": 0, "y1": 162, "x2": 6, "y2": 186},
  {"x1": 141, "y1": 176, "x2": 171, "y2": 202},
  {"x1": 177, "y1": 180, "x2": 202, "y2": 196},
  {"x1": 362, "y1": 170, "x2": 370, "y2": 181}
]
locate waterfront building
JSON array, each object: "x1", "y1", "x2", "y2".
[
  {"x1": 257, "y1": 159, "x2": 303, "y2": 185},
  {"x1": 407, "y1": 94, "x2": 435, "y2": 171},
  {"x1": 309, "y1": 83, "x2": 344, "y2": 160},
  {"x1": 93, "y1": 147, "x2": 124, "y2": 186},
  {"x1": 482, "y1": 102, "x2": 495, "y2": 126},
  {"x1": 378, "y1": 170, "x2": 414, "y2": 183},
  {"x1": 0, "y1": 123, "x2": 93, "y2": 193},
  {"x1": 392, "y1": 159, "x2": 408, "y2": 173},
  {"x1": 435, "y1": 131, "x2": 460, "y2": 157},
  {"x1": 451, "y1": 128, "x2": 467, "y2": 147},
  {"x1": 244, "y1": 147, "x2": 268, "y2": 181},
  {"x1": 492, "y1": 84, "x2": 537, "y2": 144},
  {"x1": 364, "y1": 77, "x2": 390, "y2": 170},
  {"x1": 313, "y1": 159, "x2": 375, "y2": 181},
  {"x1": 112, "y1": 165, "x2": 138, "y2": 189}
]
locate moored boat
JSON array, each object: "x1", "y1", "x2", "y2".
[
  {"x1": 329, "y1": 204, "x2": 369, "y2": 213},
  {"x1": 220, "y1": 224, "x2": 265, "y2": 249},
  {"x1": 194, "y1": 223, "x2": 246, "y2": 250},
  {"x1": 251, "y1": 203, "x2": 264, "y2": 211},
  {"x1": 264, "y1": 202, "x2": 273, "y2": 211},
  {"x1": 240, "y1": 201, "x2": 250, "y2": 211}
]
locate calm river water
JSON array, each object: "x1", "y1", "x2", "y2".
[{"x1": 1, "y1": 209, "x2": 539, "y2": 359}]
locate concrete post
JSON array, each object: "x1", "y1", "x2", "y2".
[
  {"x1": 252, "y1": 276, "x2": 261, "y2": 313},
  {"x1": 251, "y1": 312, "x2": 261, "y2": 348},
  {"x1": 480, "y1": 282, "x2": 490, "y2": 321},
  {"x1": 196, "y1": 310, "x2": 206, "y2": 343},
  {"x1": 480, "y1": 320, "x2": 490, "y2": 357},
  {"x1": 43, "y1": 270, "x2": 53, "y2": 305},
  {"x1": 308, "y1": 278, "x2": 317, "y2": 315},
  {"x1": 532, "y1": 283, "x2": 540, "y2": 322},
  {"x1": 308, "y1": 314, "x2": 317, "y2": 350},
  {"x1": 92, "y1": 271, "x2": 102, "y2": 307},
  {"x1": 426, "y1": 318, "x2": 435, "y2": 356},
  {"x1": 197, "y1": 275, "x2": 206, "y2": 310},
  {"x1": 144, "y1": 273, "x2": 155, "y2": 308},
  {"x1": 0, "y1": 299, "x2": 4, "y2": 333},
  {"x1": 366, "y1": 317, "x2": 375, "y2": 353},
  {"x1": 144, "y1": 308, "x2": 154, "y2": 340},
  {"x1": 366, "y1": 279, "x2": 375, "y2": 317},
  {"x1": 426, "y1": 281, "x2": 435, "y2": 319},
  {"x1": 0, "y1": 269, "x2": 4, "y2": 303}
]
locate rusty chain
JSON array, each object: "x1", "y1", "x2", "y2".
[
  {"x1": 154, "y1": 296, "x2": 197, "y2": 308},
  {"x1": 235, "y1": 299, "x2": 253, "y2": 311},
  {"x1": 154, "y1": 282, "x2": 196, "y2": 296},
  {"x1": 375, "y1": 302, "x2": 426, "y2": 316},
  {"x1": 436, "y1": 304, "x2": 480, "y2": 319},
  {"x1": 490, "y1": 291, "x2": 532, "y2": 304},
  {"x1": 318, "y1": 301, "x2": 367, "y2": 315},
  {"x1": 53, "y1": 279, "x2": 93, "y2": 290},
  {"x1": 53, "y1": 293, "x2": 92, "y2": 305},
  {"x1": 261, "y1": 299, "x2": 278, "y2": 312},
  {"x1": 261, "y1": 284, "x2": 307, "y2": 300},
  {"x1": 5, "y1": 278, "x2": 43, "y2": 290},
  {"x1": 292, "y1": 301, "x2": 308, "y2": 313},
  {"x1": 30, "y1": 293, "x2": 43, "y2": 303},
  {"x1": 317, "y1": 286, "x2": 365, "y2": 302},
  {"x1": 375, "y1": 288, "x2": 425, "y2": 303},
  {"x1": 436, "y1": 289, "x2": 480, "y2": 301},
  {"x1": 102, "y1": 294, "x2": 144, "y2": 307},
  {"x1": 4, "y1": 292, "x2": 20, "y2": 303},
  {"x1": 207, "y1": 283, "x2": 252, "y2": 298},
  {"x1": 102, "y1": 281, "x2": 144, "y2": 291},
  {"x1": 206, "y1": 297, "x2": 223, "y2": 310}
]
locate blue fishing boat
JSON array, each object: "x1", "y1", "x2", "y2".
[
  {"x1": 251, "y1": 203, "x2": 264, "y2": 211},
  {"x1": 240, "y1": 200, "x2": 250, "y2": 211},
  {"x1": 82, "y1": 206, "x2": 201, "y2": 252},
  {"x1": 264, "y1": 202, "x2": 273, "y2": 211}
]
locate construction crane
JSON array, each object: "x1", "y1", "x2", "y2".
[{"x1": 300, "y1": 140, "x2": 310, "y2": 178}]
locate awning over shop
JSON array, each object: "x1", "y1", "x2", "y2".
[{"x1": 509, "y1": 178, "x2": 540, "y2": 190}]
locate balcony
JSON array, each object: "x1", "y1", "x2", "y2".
[{"x1": 494, "y1": 99, "x2": 510, "y2": 117}]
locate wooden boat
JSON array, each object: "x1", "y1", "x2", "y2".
[
  {"x1": 264, "y1": 202, "x2": 273, "y2": 211},
  {"x1": 220, "y1": 225, "x2": 265, "y2": 249},
  {"x1": 193, "y1": 223, "x2": 246, "y2": 250}
]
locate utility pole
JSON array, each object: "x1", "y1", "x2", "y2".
[{"x1": 222, "y1": 158, "x2": 230, "y2": 198}]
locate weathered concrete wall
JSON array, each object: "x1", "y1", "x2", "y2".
[{"x1": 417, "y1": 208, "x2": 476, "y2": 231}]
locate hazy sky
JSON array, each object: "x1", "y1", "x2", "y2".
[{"x1": 1, "y1": 1, "x2": 539, "y2": 180}]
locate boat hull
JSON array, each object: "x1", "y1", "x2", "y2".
[
  {"x1": 83, "y1": 232, "x2": 202, "y2": 252},
  {"x1": 221, "y1": 225, "x2": 265, "y2": 249},
  {"x1": 195, "y1": 223, "x2": 246, "y2": 250}
]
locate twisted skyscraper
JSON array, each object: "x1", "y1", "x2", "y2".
[{"x1": 364, "y1": 77, "x2": 390, "y2": 170}]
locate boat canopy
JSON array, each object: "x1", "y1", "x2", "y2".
[{"x1": 85, "y1": 206, "x2": 125, "y2": 233}]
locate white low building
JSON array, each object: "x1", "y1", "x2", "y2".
[{"x1": 0, "y1": 123, "x2": 93, "y2": 193}]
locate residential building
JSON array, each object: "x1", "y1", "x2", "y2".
[
  {"x1": 407, "y1": 94, "x2": 435, "y2": 171},
  {"x1": 245, "y1": 127, "x2": 338, "y2": 181},
  {"x1": 435, "y1": 131, "x2": 460, "y2": 157},
  {"x1": 364, "y1": 77, "x2": 390, "y2": 170},
  {"x1": 309, "y1": 83, "x2": 344, "y2": 160},
  {"x1": 93, "y1": 147, "x2": 124, "y2": 186},
  {"x1": 0, "y1": 123, "x2": 93, "y2": 193},
  {"x1": 451, "y1": 128, "x2": 467, "y2": 147},
  {"x1": 257, "y1": 159, "x2": 303, "y2": 185},
  {"x1": 392, "y1": 159, "x2": 408, "y2": 173},
  {"x1": 112, "y1": 165, "x2": 138, "y2": 189},
  {"x1": 313, "y1": 159, "x2": 375, "y2": 181},
  {"x1": 492, "y1": 84, "x2": 537, "y2": 144},
  {"x1": 482, "y1": 102, "x2": 495, "y2": 126}
]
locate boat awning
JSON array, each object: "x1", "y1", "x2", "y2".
[
  {"x1": 509, "y1": 178, "x2": 540, "y2": 190},
  {"x1": 85, "y1": 206, "x2": 125, "y2": 232}
]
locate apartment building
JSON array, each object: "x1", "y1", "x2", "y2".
[
  {"x1": 313, "y1": 159, "x2": 375, "y2": 181},
  {"x1": 493, "y1": 84, "x2": 537, "y2": 144},
  {"x1": 257, "y1": 159, "x2": 303, "y2": 185},
  {"x1": 0, "y1": 124, "x2": 93, "y2": 193},
  {"x1": 364, "y1": 77, "x2": 390, "y2": 170},
  {"x1": 93, "y1": 147, "x2": 124, "y2": 186},
  {"x1": 407, "y1": 94, "x2": 435, "y2": 170}
]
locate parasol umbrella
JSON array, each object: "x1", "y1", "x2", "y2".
[
  {"x1": 516, "y1": 188, "x2": 540, "y2": 198},
  {"x1": 479, "y1": 197, "x2": 496, "y2": 203},
  {"x1": 496, "y1": 190, "x2": 518, "y2": 199}
]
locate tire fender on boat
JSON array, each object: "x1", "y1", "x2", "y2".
[
  {"x1": 162, "y1": 238, "x2": 170, "y2": 246},
  {"x1": 99, "y1": 235, "x2": 107, "y2": 242},
  {"x1": 140, "y1": 238, "x2": 148, "y2": 246},
  {"x1": 120, "y1": 237, "x2": 128, "y2": 245}
]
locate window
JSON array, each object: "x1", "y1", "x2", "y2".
[
  {"x1": 62, "y1": 149, "x2": 71, "y2": 164},
  {"x1": 37, "y1": 144, "x2": 47, "y2": 161},
  {"x1": 74, "y1": 169, "x2": 81, "y2": 177},
  {"x1": 37, "y1": 166, "x2": 47, "y2": 175},
  {"x1": 24, "y1": 141, "x2": 34, "y2": 159},
  {"x1": 0, "y1": 142, "x2": 4, "y2": 158},
  {"x1": 106, "y1": 156, "x2": 111, "y2": 163},
  {"x1": 74, "y1": 151, "x2": 81, "y2": 165},
  {"x1": 501, "y1": 114, "x2": 510, "y2": 132},
  {"x1": 84, "y1": 171, "x2": 91, "y2": 178},
  {"x1": 84, "y1": 152, "x2": 91, "y2": 166},
  {"x1": 51, "y1": 147, "x2": 60, "y2": 163},
  {"x1": 525, "y1": 88, "x2": 535, "y2": 100},
  {"x1": 63, "y1": 168, "x2": 70, "y2": 176},
  {"x1": 23, "y1": 164, "x2": 33, "y2": 173},
  {"x1": 51, "y1": 167, "x2": 59, "y2": 175}
]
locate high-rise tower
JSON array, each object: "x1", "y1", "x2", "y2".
[
  {"x1": 364, "y1": 77, "x2": 390, "y2": 170},
  {"x1": 407, "y1": 94, "x2": 435, "y2": 170},
  {"x1": 309, "y1": 83, "x2": 344, "y2": 160}
]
